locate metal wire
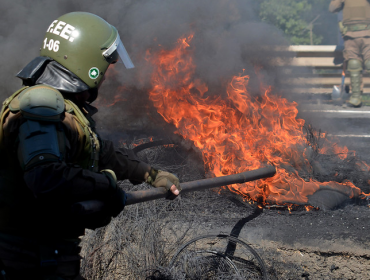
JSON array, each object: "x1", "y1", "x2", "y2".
[{"x1": 169, "y1": 234, "x2": 268, "y2": 280}]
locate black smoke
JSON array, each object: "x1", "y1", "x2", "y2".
[{"x1": 0, "y1": 0, "x2": 293, "y2": 139}]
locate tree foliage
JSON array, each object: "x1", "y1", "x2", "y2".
[{"x1": 258, "y1": 0, "x2": 336, "y2": 45}]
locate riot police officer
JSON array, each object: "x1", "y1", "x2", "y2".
[
  {"x1": 330, "y1": 0, "x2": 370, "y2": 107},
  {"x1": 0, "y1": 12, "x2": 180, "y2": 280}
]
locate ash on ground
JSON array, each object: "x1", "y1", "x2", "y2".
[
  {"x1": 303, "y1": 124, "x2": 370, "y2": 195},
  {"x1": 80, "y1": 138, "x2": 370, "y2": 280}
]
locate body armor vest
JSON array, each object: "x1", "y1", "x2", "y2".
[
  {"x1": 64, "y1": 99, "x2": 100, "y2": 172},
  {"x1": 0, "y1": 87, "x2": 100, "y2": 234},
  {"x1": 343, "y1": 0, "x2": 370, "y2": 25},
  {"x1": 0, "y1": 87, "x2": 100, "y2": 171}
]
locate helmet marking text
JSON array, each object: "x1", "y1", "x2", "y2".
[{"x1": 46, "y1": 20, "x2": 77, "y2": 42}]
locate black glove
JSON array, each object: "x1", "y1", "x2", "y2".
[{"x1": 101, "y1": 169, "x2": 126, "y2": 217}]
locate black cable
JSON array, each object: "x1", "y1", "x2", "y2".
[{"x1": 132, "y1": 140, "x2": 177, "y2": 154}]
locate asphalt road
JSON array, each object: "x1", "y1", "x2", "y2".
[{"x1": 298, "y1": 103, "x2": 370, "y2": 162}]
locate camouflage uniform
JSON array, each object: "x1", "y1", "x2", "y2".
[
  {"x1": 0, "y1": 72, "x2": 150, "y2": 280},
  {"x1": 330, "y1": 0, "x2": 370, "y2": 106},
  {"x1": 0, "y1": 12, "x2": 180, "y2": 280}
]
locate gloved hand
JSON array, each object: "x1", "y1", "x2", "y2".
[
  {"x1": 145, "y1": 168, "x2": 181, "y2": 197},
  {"x1": 101, "y1": 169, "x2": 126, "y2": 217}
]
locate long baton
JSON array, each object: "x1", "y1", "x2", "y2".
[
  {"x1": 125, "y1": 166, "x2": 276, "y2": 205},
  {"x1": 72, "y1": 166, "x2": 276, "y2": 213}
]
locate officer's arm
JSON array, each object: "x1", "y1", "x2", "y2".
[
  {"x1": 17, "y1": 87, "x2": 113, "y2": 203},
  {"x1": 329, "y1": 0, "x2": 344, "y2": 13},
  {"x1": 23, "y1": 162, "x2": 113, "y2": 202},
  {"x1": 99, "y1": 139, "x2": 181, "y2": 196},
  {"x1": 99, "y1": 140, "x2": 150, "y2": 183}
]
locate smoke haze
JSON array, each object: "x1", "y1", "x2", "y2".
[{"x1": 0, "y1": 0, "x2": 325, "y2": 139}]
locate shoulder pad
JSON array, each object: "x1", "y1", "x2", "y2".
[
  {"x1": 8, "y1": 95, "x2": 20, "y2": 113},
  {"x1": 19, "y1": 85, "x2": 65, "y2": 121}
]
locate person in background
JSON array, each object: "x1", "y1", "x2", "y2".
[
  {"x1": 0, "y1": 12, "x2": 180, "y2": 280},
  {"x1": 330, "y1": 0, "x2": 370, "y2": 107}
]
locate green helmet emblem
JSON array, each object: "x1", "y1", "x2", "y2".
[
  {"x1": 40, "y1": 12, "x2": 134, "y2": 90},
  {"x1": 89, "y1": 67, "x2": 100, "y2": 79}
]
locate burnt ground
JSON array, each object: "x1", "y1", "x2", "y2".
[
  {"x1": 80, "y1": 130, "x2": 370, "y2": 279},
  {"x1": 171, "y1": 191, "x2": 370, "y2": 280},
  {"x1": 212, "y1": 197, "x2": 370, "y2": 280},
  {"x1": 78, "y1": 98, "x2": 370, "y2": 279}
]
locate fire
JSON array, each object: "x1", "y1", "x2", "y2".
[
  {"x1": 121, "y1": 137, "x2": 154, "y2": 148},
  {"x1": 305, "y1": 206, "x2": 312, "y2": 212},
  {"x1": 146, "y1": 34, "x2": 365, "y2": 205}
]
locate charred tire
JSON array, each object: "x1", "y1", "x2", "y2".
[{"x1": 132, "y1": 140, "x2": 177, "y2": 154}]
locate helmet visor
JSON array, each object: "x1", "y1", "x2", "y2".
[
  {"x1": 116, "y1": 40, "x2": 135, "y2": 69},
  {"x1": 102, "y1": 33, "x2": 134, "y2": 69}
]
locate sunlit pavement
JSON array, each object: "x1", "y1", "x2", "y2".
[{"x1": 298, "y1": 103, "x2": 370, "y2": 161}]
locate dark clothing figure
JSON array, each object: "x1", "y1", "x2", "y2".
[
  {"x1": 0, "y1": 12, "x2": 181, "y2": 280},
  {"x1": 0, "y1": 62, "x2": 149, "y2": 280},
  {"x1": 330, "y1": 0, "x2": 370, "y2": 106}
]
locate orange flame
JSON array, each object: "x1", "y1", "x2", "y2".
[{"x1": 146, "y1": 34, "x2": 364, "y2": 205}]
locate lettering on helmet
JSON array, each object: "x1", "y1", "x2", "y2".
[
  {"x1": 46, "y1": 20, "x2": 78, "y2": 42},
  {"x1": 43, "y1": 38, "x2": 60, "y2": 52}
]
